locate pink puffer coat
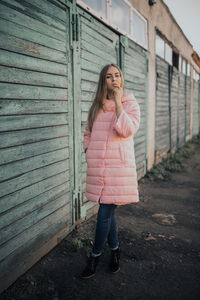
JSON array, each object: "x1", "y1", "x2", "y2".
[{"x1": 84, "y1": 93, "x2": 140, "y2": 205}]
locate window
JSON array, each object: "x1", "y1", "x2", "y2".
[
  {"x1": 165, "y1": 44, "x2": 172, "y2": 65},
  {"x1": 179, "y1": 55, "x2": 182, "y2": 72},
  {"x1": 182, "y1": 58, "x2": 186, "y2": 75},
  {"x1": 187, "y1": 63, "x2": 190, "y2": 76},
  {"x1": 131, "y1": 9, "x2": 147, "y2": 48},
  {"x1": 78, "y1": 0, "x2": 148, "y2": 49},
  {"x1": 156, "y1": 34, "x2": 165, "y2": 59},
  {"x1": 111, "y1": 0, "x2": 130, "y2": 33},
  {"x1": 172, "y1": 51, "x2": 179, "y2": 69},
  {"x1": 81, "y1": 0, "x2": 107, "y2": 18}
]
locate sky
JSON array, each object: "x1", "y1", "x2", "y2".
[{"x1": 163, "y1": 0, "x2": 200, "y2": 55}]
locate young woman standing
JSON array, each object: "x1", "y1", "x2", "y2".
[{"x1": 81, "y1": 64, "x2": 140, "y2": 279}]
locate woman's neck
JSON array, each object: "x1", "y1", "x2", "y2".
[{"x1": 107, "y1": 92, "x2": 114, "y2": 99}]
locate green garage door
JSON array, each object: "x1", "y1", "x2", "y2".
[
  {"x1": 155, "y1": 56, "x2": 170, "y2": 162},
  {"x1": 185, "y1": 76, "x2": 191, "y2": 141},
  {"x1": 0, "y1": 0, "x2": 71, "y2": 291},
  {"x1": 177, "y1": 73, "x2": 186, "y2": 147},
  {"x1": 72, "y1": 8, "x2": 120, "y2": 220},
  {"x1": 192, "y1": 80, "x2": 200, "y2": 136},
  {"x1": 170, "y1": 67, "x2": 179, "y2": 152}
]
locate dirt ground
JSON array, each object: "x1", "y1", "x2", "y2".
[{"x1": 1, "y1": 142, "x2": 200, "y2": 300}]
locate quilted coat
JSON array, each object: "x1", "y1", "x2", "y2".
[{"x1": 83, "y1": 93, "x2": 140, "y2": 205}]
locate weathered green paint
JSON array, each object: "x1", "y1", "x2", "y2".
[
  {"x1": 0, "y1": 125, "x2": 68, "y2": 148},
  {"x1": 0, "y1": 66, "x2": 68, "y2": 88},
  {"x1": 0, "y1": 32, "x2": 67, "y2": 63},
  {"x1": 0, "y1": 51, "x2": 67, "y2": 75},
  {"x1": 170, "y1": 67, "x2": 179, "y2": 151},
  {"x1": 178, "y1": 73, "x2": 186, "y2": 147},
  {"x1": 0, "y1": 159, "x2": 69, "y2": 198},
  {"x1": 0, "y1": 18, "x2": 66, "y2": 52},
  {"x1": 0, "y1": 171, "x2": 69, "y2": 213},
  {"x1": 77, "y1": 7, "x2": 119, "y2": 217},
  {"x1": 0, "y1": 3, "x2": 66, "y2": 40},
  {"x1": 155, "y1": 56, "x2": 170, "y2": 162},
  {"x1": 0, "y1": 136, "x2": 68, "y2": 165},
  {"x1": 192, "y1": 81, "x2": 200, "y2": 136},
  {"x1": 1, "y1": 83, "x2": 68, "y2": 100},
  {"x1": 0, "y1": 1, "x2": 72, "y2": 292},
  {"x1": 1, "y1": 114, "x2": 68, "y2": 131}
]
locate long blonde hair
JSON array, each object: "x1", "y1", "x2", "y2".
[{"x1": 87, "y1": 64, "x2": 124, "y2": 132}]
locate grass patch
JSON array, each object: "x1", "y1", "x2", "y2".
[{"x1": 145, "y1": 135, "x2": 200, "y2": 181}]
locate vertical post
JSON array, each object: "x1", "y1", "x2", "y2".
[{"x1": 168, "y1": 65, "x2": 172, "y2": 156}]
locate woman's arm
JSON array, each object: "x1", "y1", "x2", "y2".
[{"x1": 113, "y1": 100, "x2": 140, "y2": 138}]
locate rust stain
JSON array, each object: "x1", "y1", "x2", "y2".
[{"x1": 24, "y1": 43, "x2": 40, "y2": 55}]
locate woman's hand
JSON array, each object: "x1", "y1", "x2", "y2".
[
  {"x1": 113, "y1": 87, "x2": 123, "y2": 105},
  {"x1": 113, "y1": 87, "x2": 123, "y2": 118}
]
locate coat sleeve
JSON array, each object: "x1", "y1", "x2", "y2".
[
  {"x1": 83, "y1": 121, "x2": 91, "y2": 152},
  {"x1": 113, "y1": 100, "x2": 140, "y2": 138}
]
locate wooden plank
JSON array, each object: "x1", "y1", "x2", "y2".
[
  {"x1": 81, "y1": 49, "x2": 115, "y2": 67},
  {"x1": 0, "y1": 66, "x2": 68, "y2": 88},
  {"x1": 0, "y1": 183, "x2": 69, "y2": 231},
  {"x1": 0, "y1": 213, "x2": 71, "y2": 293},
  {"x1": 0, "y1": 3, "x2": 65, "y2": 41},
  {"x1": 0, "y1": 32, "x2": 67, "y2": 63},
  {"x1": 0, "y1": 136, "x2": 68, "y2": 165},
  {"x1": 0, "y1": 83, "x2": 68, "y2": 100},
  {"x1": 0, "y1": 114, "x2": 68, "y2": 132},
  {"x1": 0, "y1": 170, "x2": 69, "y2": 214},
  {"x1": 81, "y1": 58, "x2": 103, "y2": 74},
  {"x1": 0, "y1": 50, "x2": 67, "y2": 75},
  {"x1": 81, "y1": 15, "x2": 118, "y2": 44},
  {"x1": 0, "y1": 201, "x2": 70, "y2": 262},
  {"x1": 3, "y1": 0, "x2": 66, "y2": 28},
  {"x1": 0, "y1": 191, "x2": 70, "y2": 246},
  {"x1": 0, "y1": 159, "x2": 69, "y2": 198},
  {"x1": 0, "y1": 181, "x2": 70, "y2": 234},
  {"x1": 81, "y1": 33, "x2": 117, "y2": 61},
  {"x1": 0, "y1": 100, "x2": 68, "y2": 115},
  {"x1": 0, "y1": 18, "x2": 66, "y2": 52},
  {"x1": 0, "y1": 125, "x2": 69, "y2": 148},
  {"x1": 0, "y1": 147, "x2": 69, "y2": 181}
]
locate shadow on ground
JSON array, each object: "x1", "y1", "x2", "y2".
[{"x1": 1, "y1": 143, "x2": 200, "y2": 300}]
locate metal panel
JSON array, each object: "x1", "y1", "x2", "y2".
[
  {"x1": 192, "y1": 81, "x2": 200, "y2": 136},
  {"x1": 0, "y1": 0, "x2": 71, "y2": 292},
  {"x1": 155, "y1": 56, "x2": 170, "y2": 162},
  {"x1": 123, "y1": 39, "x2": 148, "y2": 178},
  {"x1": 77, "y1": 8, "x2": 120, "y2": 219}
]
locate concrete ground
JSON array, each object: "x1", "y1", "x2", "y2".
[{"x1": 1, "y1": 142, "x2": 200, "y2": 300}]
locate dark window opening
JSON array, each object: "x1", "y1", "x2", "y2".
[{"x1": 173, "y1": 51, "x2": 179, "y2": 69}]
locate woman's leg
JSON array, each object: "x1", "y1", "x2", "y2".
[
  {"x1": 92, "y1": 204, "x2": 118, "y2": 256},
  {"x1": 107, "y1": 209, "x2": 119, "y2": 250}
]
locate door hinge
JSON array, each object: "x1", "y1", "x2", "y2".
[{"x1": 72, "y1": 13, "x2": 79, "y2": 41}]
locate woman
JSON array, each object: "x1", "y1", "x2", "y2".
[{"x1": 81, "y1": 64, "x2": 140, "y2": 279}]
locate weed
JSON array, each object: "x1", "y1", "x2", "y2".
[{"x1": 145, "y1": 135, "x2": 200, "y2": 181}]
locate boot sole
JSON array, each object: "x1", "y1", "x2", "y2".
[
  {"x1": 81, "y1": 273, "x2": 96, "y2": 279},
  {"x1": 111, "y1": 267, "x2": 120, "y2": 274}
]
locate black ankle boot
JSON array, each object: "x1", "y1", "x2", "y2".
[
  {"x1": 81, "y1": 254, "x2": 101, "y2": 279},
  {"x1": 110, "y1": 247, "x2": 120, "y2": 273}
]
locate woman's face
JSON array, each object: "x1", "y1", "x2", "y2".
[{"x1": 106, "y1": 66, "x2": 122, "y2": 93}]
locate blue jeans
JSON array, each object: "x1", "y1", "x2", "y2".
[{"x1": 92, "y1": 204, "x2": 119, "y2": 256}]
